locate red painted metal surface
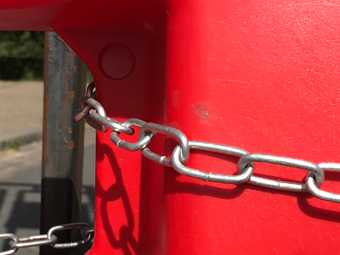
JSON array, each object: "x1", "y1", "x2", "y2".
[{"x1": 2, "y1": 1, "x2": 340, "y2": 254}]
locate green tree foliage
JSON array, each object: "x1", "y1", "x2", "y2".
[
  {"x1": 0, "y1": 31, "x2": 44, "y2": 58},
  {"x1": 0, "y1": 32, "x2": 44, "y2": 80}
]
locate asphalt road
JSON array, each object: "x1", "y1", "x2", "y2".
[{"x1": 0, "y1": 129, "x2": 96, "y2": 255}]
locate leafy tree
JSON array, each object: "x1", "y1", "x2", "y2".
[
  {"x1": 0, "y1": 32, "x2": 44, "y2": 80},
  {"x1": 0, "y1": 31, "x2": 43, "y2": 58}
]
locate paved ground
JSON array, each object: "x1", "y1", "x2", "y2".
[
  {"x1": 0, "y1": 81, "x2": 43, "y2": 144},
  {"x1": 0, "y1": 81, "x2": 96, "y2": 254}
]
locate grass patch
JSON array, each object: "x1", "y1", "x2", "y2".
[{"x1": 0, "y1": 133, "x2": 41, "y2": 151}]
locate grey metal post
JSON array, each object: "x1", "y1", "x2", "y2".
[{"x1": 40, "y1": 32, "x2": 87, "y2": 255}]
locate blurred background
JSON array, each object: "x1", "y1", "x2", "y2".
[
  {"x1": 0, "y1": 32, "x2": 43, "y2": 80},
  {"x1": 0, "y1": 32, "x2": 95, "y2": 254}
]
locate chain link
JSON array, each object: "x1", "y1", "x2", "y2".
[
  {"x1": 172, "y1": 141, "x2": 253, "y2": 184},
  {"x1": 0, "y1": 223, "x2": 93, "y2": 254},
  {"x1": 75, "y1": 82, "x2": 340, "y2": 204}
]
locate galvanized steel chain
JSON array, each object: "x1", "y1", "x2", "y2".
[
  {"x1": 75, "y1": 82, "x2": 340, "y2": 203},
  {"x1": 0, "y1": 223, "x2": 93, "y2": 254}
]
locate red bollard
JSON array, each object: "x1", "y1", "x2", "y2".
[{"x1": 2, "y1": 1, "x2": 340, "y2": 254}]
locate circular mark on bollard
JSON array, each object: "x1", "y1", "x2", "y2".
[{"x1": 99, "y1": 43, "x2": 135, "y2": 80}]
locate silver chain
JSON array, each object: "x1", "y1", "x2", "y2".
[
  {"x1": 0, "y1": 223, "x2": 93, "y2": 254},
  {"x1": 75, "y1": 82, "x2": 340, "y2": 204},
  {"x1": 2, "y1": 81, "x2": 337, "y2": 253}
]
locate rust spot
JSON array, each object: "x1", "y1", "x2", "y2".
[
  {"x1": 67, "y1": 90, "x2": 75, "y2": 100},
  {"x1": 64, "y1": 138, "x2": 75, "y2": 150}
]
